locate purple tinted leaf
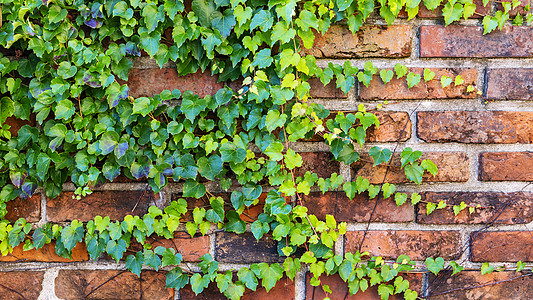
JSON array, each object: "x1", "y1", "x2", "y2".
[
  {"x1": 10, "y1": 171, "x2": 27, "y2": 188},
  {"x1": 125, "y1": 42, "x2": 141, "y2": 56},
  {"x1": 131, "y1": 162, "x2": 151, "y2": 179},
  {"x1": 91, "y1": 3, "x2": 104, "y2": 18},
  {"x1": 49, "y1": 137, "x2": 63, "y2": 152},
  {"x1": 84, "y1": 19, "x2": 100, "y2": 29},
  {"x1": 114, "y1": 141, "x2": 128, "y2": 158},
  {"x1": 20, "y1": 181, "x2": 37, "y2": 198},
  {"x1": 83, "y1": 75, "x2": 102, "y2": 88}
]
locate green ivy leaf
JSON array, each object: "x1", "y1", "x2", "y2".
[
  {"x1": 126, "y1": 252, "x2": 144, "y2": 276},
  {"x1": 425, "y1": 257, "x2": 444, "y2": 275}
]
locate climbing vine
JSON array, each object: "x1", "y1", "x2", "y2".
[{"x1": 0, "y1": 0, "x2": 531, "y2": 298}]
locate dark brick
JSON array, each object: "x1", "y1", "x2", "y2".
[
  {"x1": 304, "y1": 25, "x2": 412, "y2": 58},
  {"x1": 417, "y1": 111, "x2": 533, "y2": 144},
  {"x1": 471, "y1": 231, "x2": 533, "y2": 262},
  {"x1": 4, "y1": 194, "x2": 41, "y2": 223},
  {"x1": 360, "y1": 68, "x2": 477, "y2": 100},
  {"x1": 4, "y1": 117, "x2": 34, "y2": 138},
  {"x1": 486, "y1": 68, "x2": 533, "y2": 100},
  {"x1": 420, "y1": 26, "x2": 533, "y2": 57},
  {"x1": 417, "y1": 192, "x2": 533, "y2": 224},
  {"x1": 479, "y1": 152, "x2": 533, "y2": 181},
  {"x1": 47, "y1": 191, "x2": 160, "y2": 222},
  {"x1": 295, "y1": 152, "x2": 340, "y2": 179},
  {"x1": 345, "y1": 230, "x2": 462, "y2": 260},
  {"x1": 351, "y1": 152, "x2": 469, "y2": 184},
  {"x1": 302, "y1": 192, "x2": 414, "y2": 223},
  {"x1": 215, "y1": 232, "x2": 284, "y2": 263},
  {"x1": 55, "y1": 270, "x2": 173, "y2": 300},
  {"x1": 426, "y1": 271, "x2": 533, "y2": 299},
  {"x1": 0, "y1": 271, "x2": 44, "y2": 300}
]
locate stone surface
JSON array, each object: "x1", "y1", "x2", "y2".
[
  {"x1": 426, "y1": 271, "x2": 533, "y2": 299},
  {"x1": 417, "y1": 192, "x2": 533, "y2": 225},
  {"x1": 0, "y1": 242, "x2": 88, "y2": 262},
  {"x1": 55, "y1": 270, "x2": 173, "y2": 300},
  {"x1": 127, "y1": 69, "x2": 224, "y2": 98},
  {"x1": 417, "y1": 111, "x2": 533, "y2": 143},
  {"x1": 0, "y1": 271, "x2": 44, "y2": 300},
  {"x1": 47, "y1": 191, "x2": 160, "y2": 222},
  {"x1": 302, "y1": 192, "x2": 414, "y2": 223},
  {"x1": 486, "y1": 68, "x2": 533, "y2": 100},
  {"x1": 471, "y1": 231, "x2": 533, "y2": 262},
  {"x1": 215, "y1": 232, "x2": 285, "y2": 263},
  {"x1": 479, "y1": 152, "x2": 533, "y2": 181},
  {"x1": 304, "y1": 25, "x2": 412, "y2": 58},
  {"x1": 360, "y1": 68, "x2": 477, "y2": 100},
  {"x1": 345, "y1": 230, "x2": 462, "y2": 260},
  {"x1": 420, "y1": 26, "x2": 533, "y2": 57},
  {"x1": 4, "y1": 194, "x2": 41, "y2": 223},
  {"x1": 351, "y1": 152, "x2": 469, "y2": 184}
]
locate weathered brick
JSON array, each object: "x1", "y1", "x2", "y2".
[
  {"x1": 55, "y1": 270, "x2": 173, "y2": 300},
  {"x1": 359, "y1": 68, "x2": 477, "y2": 100},
  {"x1": 0, "y1": 271, "x2": 44, "y2": 300},
  {"x1": 47, "y1": 190, "x2": 160, "y2": 222},
  {"x1": 295, "y1": 152, "x2": 340, "y2": 178},
  {"x1": 304, "y1": 25, "x2": 412, "y2": 58},
  {"x1": 302, "y1": 192, "x2": 414, "y2": 223},
  {"x1": 127, "y1": 68, "x2": 223, "y2": 98},
  {"x1": 179, "y1": 277, "x2": 295, "y2": 299},
  {"x1": 4, "y1": 194, "x2": 41, "y2": 223},
  {"x1": 479, "y1": 152, "x2": 533, "y2": 181},
  {"x1": 471, "y1": 231, "x2": 533, "y2": 262},
  {"x1": 420, "y1": 25, "x2": 533, "y2": 57},
  {"x1": 417, "y1": 192, "x2": 533, "y2": 224},
  {"x1": 407, "y1": 0, "x2": 489, "y2": 18},
  {"x1": 497, "y1": 0, "x2": 532, "y2": 17},
  {"x1": 486, "y1": 68, "x2": 533, "y2": 100},
  {"x1": 417, "y1": 111, "x2": 533, "y2": 143},
  {"x1": 0, "y1": 242, "x2": 88, "y2": 262},
  {"x1": 351, "y1": 152, "x2": 469, "y2": 184},
  {"x1": 4, "y1": 116, "x2": 33, "y2": 137},
  {"x1": 125, "y1": 232, "x2": 209, "y2": 262},
  {"x1": 308, "y1": 78, "x2": 347, "y2": 99},
  {"x1": 345, "y1": 230, "x2": 461, "y2": 260},
  {"x1": 426, "y1": 271, "x2": 533, "y2": 299},
  {"x1": 305, "y1": 273, "x2": 423, "y2": 300},
  {"x1": 215, "y1": 232, "x2": 285, "y2": 263}
]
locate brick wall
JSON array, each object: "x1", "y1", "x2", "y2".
[{"x1": 2, "y1": 11, "x2": 533, "y2": 300}]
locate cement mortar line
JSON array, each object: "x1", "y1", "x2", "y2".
[
  {"x1": 344, "y1": 221, "x2": 533, "y2": 232},
  {"x1": 294, "y1": 269, "x2": 307, "y2": 300},
  {"x1": 315, "y1": 58, "x2": 533, "y2": 69},
  {"x1": 37, "y1": 268, "x2": 60, "y2": 300}
]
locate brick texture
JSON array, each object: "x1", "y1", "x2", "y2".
[
  {"x1": 351, "y1": 152, "x2": 469, "y2": 184},
  {"x1": 295, "y1": 152, "x2": 340, "y2": 178},
  {"x1": 179, "y1": 277, "x2": 295, "y2": 299},
  {"x1": 47, "y1": 191, "x2": 161, "y2": 222},
  {"x1": 124, "y1": 232, "x2": 209, "y2": 262},
  {"x1": 479, "y1": 152, "x2": 533, "y2": 181},
  {"x1": 55, "y1": 270, "x2": 173, "y2": 300},
  {"x1": 127, "y1": 68, "x2": 223, "y2": 98},
  {"x1": 4, "y1": 194, "x2": 40, "y2": 223},
  {"x1": 420, "y1": 26, "x2": 533, "y2": 57},
  {"x1": 215, "y1": 232, "x2": 287, "y2": 263},
  {"x1": 426, "y1": 271, "x2": 533, "y2": 299},
  {"x1": 359, "y1": 68, "x2": 477, "y2": 100},
  {"x1": 308, "y1": 78, "x2": 347, "y2": 99},
  {"x1": 345, "y1": 230, "x2": 462, "y2": 260},
  {"x1": 471, "y1": 231, "x2": 533, "y2": 262},
  {"x1": 0, "y1": 271, "x2": 44, "y2": 300},
  {"x1": 0, "y1": 242, "x2": 88, "y2": 262},
  {"x1": 486, "y1": 68, "x2": 533, "y2": 100},
  {"x1": 302, "y1": 192, "x2": 414, "y2": 223},
  {"x1": 304, "y1": 25, "x2": 412, "y2": 58},
  {"x1": 417, "y1": 111, "x2": 533, "y2": 143},
  {"x1": 4, "y1": 116, "x2": 33, "y2": 137},
  {"x1": 417, "y1": 192, "x2": 533, "y2": 225}
]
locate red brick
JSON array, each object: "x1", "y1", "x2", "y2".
[
  {"x1": 409, "y1": 0, "x2": 489, "y2": 18},
  {"x1": 420, "y1": 25, "x2": 533, "y2": 57},
  {"x1": 4, "y1": 116, "x2": 33, "y2": 137},
  {"x1": 47, "y1": 190, "x2": 160, "y2": 222},
  {"x1": 471, "y1": 231, "x2": 533, "y2": 262},
  {"x1": 179, "y1": 277, "x2": 295, "y2": 299},
  {"x1": 0, "y1": 242, "x2": 88, "y2": 262},
  {"x1": 417, "y1": 111, "x2": 533, "y2": 143},
  {"x1": 302, "y1": 192, "x2": 414, "y2": 223},
  {"x1": 295, "y1": 152, "x2": 340, "y2": 179},
  {"x1": 479, "y1": 152, "x2": 533, "y2": 181},
  {"x1": 305, "y1": 273, "x2": 423, "y2": 300},
  {"x1": 127, "y1": 68, "x2": 223, "y2": 98},
  {"x1": 0, "y1": 271, "x2": 44, "y2": 300},
  {"x1": 125, "y1": 232, "x2": 209, "y2": 262},
  {"x1": 497, "y1": 0, "x2": 532, "y2": 17},
  {"x1": 55, "y1": 270, "x2": 173, "y2": 300},
  {"x1": 426, "y1": 271, "x2": 533, "y2": 299},
  {"x1": 215, "y1": 232, "x2": 285, "y2": 263},
  {"x1": 351, "y1": 152, "x2": 469, "y2": 184},
  {"x1": 417, "y1": 192, "x2": 533, "y2": 225},
  {"x1": 4, "y1": 194, "x2": 40, "y2": 223},
  {"x1": 359, "y1": 68, "x2": 477, "y2": 100},
  {"x1": 486, "y1": 68, "x2": 533, "y2": 100},
  {"x1": 345, "y1": 230, "x2": 461, "y2": 260},
  {"x1": 308, "y1": 78, "x2": 347, "y2": 98},
  {"x1": 303, "y1": 25, "x2": 412, "y2": 58}
]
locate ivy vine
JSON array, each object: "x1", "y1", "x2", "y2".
[{"x1": 0, "y1": 0, "x2": 530, "y2": 299}]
